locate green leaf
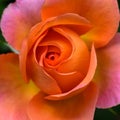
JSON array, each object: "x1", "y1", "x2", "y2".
[{"x1": 0, "y1": 40, "x2": 19, "y2": 54}]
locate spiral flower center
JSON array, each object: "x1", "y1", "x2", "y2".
[
  {"x1": 45, "y1": 49, "x2": 61, "y2": 66},
  {"x1": 46, "y1": 52, "x2": 60, "y2": 61}
]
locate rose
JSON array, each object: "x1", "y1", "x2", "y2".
[
  {"x1": 20, "y1": 13, "x2": 95, "y2": 96},
  {"x1": 0, "y1": 0, "x2": 120, "y2": 120}
]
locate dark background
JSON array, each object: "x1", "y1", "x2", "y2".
[{"x1": 0, "y1": 0, "x2": 120, "y2": 120}]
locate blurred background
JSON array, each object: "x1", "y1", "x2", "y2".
[{"x1": 0, "y1": 0, "x2": 120, "y2": 119}]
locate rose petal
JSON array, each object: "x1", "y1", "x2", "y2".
[
  {"x1": 45, "y1": 69, "x2": 84, "y2": 93},
  {"x1": 0, "y1": 0, "x2": 44, "y2": 50},
  {"x1": 19, "y1": 32, "x2": 48, "y2": 83},
  {"x1": 53, "y1": 27, "x2": 90, "y2": 75},
  {"x1": 27, "y1": 52, "x2": 62, "y2": 95},
  {"x1": 94, "y1": 33, "x2": 120, "y2": 108},
  {"x1": 27, "y1": 82, "x2": 99, "y2": 120},
  {"x1": 41, "y1": 0, "x2": 119, "y2": 48},
  {"x1": 20, "y1": 13, "x2": 92, "y2": 83},
  {"x1": 19, "y1": 30, "x2": 62, "y2": 95},
  {"x1": 41, "y1": 28, "x2": 90, "y2": 92},
  {"x1": 38, "y1": 29, "x2": 72, "y2": 68},
  {"x1": 45, "y1": 45, "x2": 97, "y2": 100},
  {"x1": 0, "y1": 53, "x2": 39, "y2": 120},
  {"x1": 27, "y1": 13, "x2": 92, "y2": 52}
]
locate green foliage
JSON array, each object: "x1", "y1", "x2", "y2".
[
  {"x1": 0, "y1": 0, "x2": 16, "y2": 54},
  {"x1": 0, "y1": 40, "x2": 13, "y2": 54},
  {"x1": 95, "y1": 106, "x2": 120, "y2": 120}
]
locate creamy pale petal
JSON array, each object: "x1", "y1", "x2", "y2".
[
  {"x1": 41, "y1": 0, "x2": 119, "y2": 48},
  {"x1": 0, "y1": 54, "x2": 39, "y2": 120},
  {"x1": 27, "y1": 82, "x2": 99, "y2": 120},
  {"x1": 94, "y1": 33, "x2": 120, "y2": 108},
  {"x1": 0, "y1": 0, "x2": 44, "y2": 50}
]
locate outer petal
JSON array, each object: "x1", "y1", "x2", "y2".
[
  {"x1": 0, "y1": 54, "x2": 39, "y2": 120},
  {"x1": 94, "y1": 33, "x2": 120, "y2": 108},
  {"x1": 27, "y1": 82, "x2": 99, "y2": 120},
  {"x1": 41, "y1": 0, "x2": 119, "y2": 48},
  {"x1": 0, "y1": 0, "x2": 44, "y2": 50},
  {"x1": 27, "y1": 13, "x2": 92, "y2": 52}
]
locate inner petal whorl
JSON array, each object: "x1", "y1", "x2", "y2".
[
  {"x1": 46, "y1": 52, "x2": 60, "y2": 61},
  {"x1": 36, "y1": 30, "x2": 72, "y2": 68},
  {"x1": 45, "y1": 46, "x2": 61, "y2": 66}
]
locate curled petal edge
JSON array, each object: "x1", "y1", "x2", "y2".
[{"x1": 45, "y1": 44, "x2": 97, "y2": 100}]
